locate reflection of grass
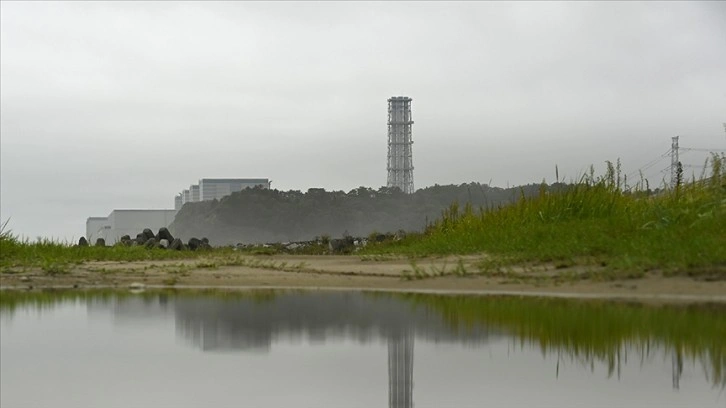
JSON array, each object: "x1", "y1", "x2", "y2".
[
  {"x1": 2, "y1": 289, "x2": 723, "y2": 388},
  {"x1": 397, "y1": 293, "x2": 726, "y2": 388},
  {"x1": 0, "y1": 288, "x2": 287, "y2": 315},
  {"x1": 368, "y1": 157, "x2": 726, "y2": 277}
]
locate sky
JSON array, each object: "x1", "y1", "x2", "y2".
[{"x1": 1, "y1": 1, "x2": 725, "y2": 241}]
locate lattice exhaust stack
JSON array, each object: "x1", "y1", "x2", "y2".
[{"x1": 387, "y1": 96, "x2": 414, "y2": 194}]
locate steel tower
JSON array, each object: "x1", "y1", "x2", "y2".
[
  {"x1": 670, "y1": 136, "x2": 679, "y2": 188},
  {"x1": 387, "y1": 96, "x2": 414, "y2": 194}
]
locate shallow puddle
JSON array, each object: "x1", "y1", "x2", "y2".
[{"x1": 1, "y1": 289, "x2": 724, "y2": 407}]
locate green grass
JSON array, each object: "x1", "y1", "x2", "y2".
[
  {"x1": 0, "y1": 224, "x2": 238, "y2": 271},
  {"x1": 368, "y1": 157, "x2": 726, "y2": 276},
  {"x1": 2, "y1": 157, "x2": 724, "y2": 278}
]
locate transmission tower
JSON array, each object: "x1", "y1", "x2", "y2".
[
  {"x1": 387, "y1": 96, "x2": 414, "y2": 194},
  {"x1": 670, "y1": 136, "x2": 680, "y2": 188}
]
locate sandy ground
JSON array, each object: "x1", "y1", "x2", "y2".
[{"x1": 1, "y1": 254, "x2": 725, "y2": 302}]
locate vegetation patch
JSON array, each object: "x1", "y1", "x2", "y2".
[
  {"x1": 0, "y1": 220, "x2": 239, "y2": 271},
  {"x1": 41, "y1": 262, "x2": 70, "y2": 276},
  {"x1": 369, "y1": 157, "x2": 726, "y2": 277}
]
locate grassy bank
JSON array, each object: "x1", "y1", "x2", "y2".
[
  {"x1": 368, "y1": 158, "x2": 726, "y2": 276},
  {"x1": 3, "y1": 157, "x2": 724, "y2": 278},
  {"x1": 0, "y1": 228, "x2": 235, "y2": 274}
]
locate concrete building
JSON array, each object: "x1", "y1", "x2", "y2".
[
  {"x1": 199, "y1": 178, "x2": 270, "y2": 201},
  {"x1": 190, "y1": 184, "x2": 200, "y2": 202},
  {"x1": 86, "y1": 209, "x2": 177, "y2": 244},
  {"x1": 86, "y1": 217, "x2": 110, "y2": 243},
  {"x1": 174, "y1": 178, "x2": 270, "y2": 208}
]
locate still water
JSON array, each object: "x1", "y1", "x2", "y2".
[{"x1": 1, "y1": 290, "x2": 724, "y2": 408}]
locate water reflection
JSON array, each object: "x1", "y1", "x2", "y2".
[
  {"x1": 169, "y1": 292, "x2": 496, "y2": 350},
  {"x1": 1, "y1": 289, "x2": 724, "y2": 408},
  {"x1": 102, "y1": 292, "x2": 496, "y2": 408},
  {"x1": 389, "y1": 333, "x2": 413, "y2": 408}
]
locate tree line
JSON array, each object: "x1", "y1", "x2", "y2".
[{"x1": 169, "y1": 182, "x2": 567, "y2": 245}]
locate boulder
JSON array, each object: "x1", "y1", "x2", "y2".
[
  {"x1": 201, "y1": 237, "x2": 209, "y2": 244},
  {"x1": 95, "y1": 238, "x2": 106, "y2": 247},
  {"x1": 78, "y1": 237, "x2": 89, "y2": 247},
  {"x1": 119, "y1": 235, "x2": 133, "y2": 246},
  {"x1": 144, "y1": 238, "x2": 157, "y2": 249},
  {"x1": 142, "y1": 228, "x2": 155, "y2": 241},
  {"x1": 159, "y1": 239, "x2": 169, "y2": 249},
  {"x1": 169, "y1": 238, "x2": 184, "y2": 251},
  {"x1": 135, "y1": 233, "x2": 146, "y2": 245},
  {"x1": 188, "y1": 238, "x2": 202, "y2": 251},
  {"x1": 157, "y1": 227, "x2": 174, "y2": 242}
]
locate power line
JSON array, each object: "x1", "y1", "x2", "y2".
[
  {"x1": 641, "y1": 149, "x2": 672, "y2": 169},
  {"x1": 680, "y1": 147, "x2": 726, "y2": 153},
  {"x1": 625, "y1": 148, "x2": 671, "y2": 181}
]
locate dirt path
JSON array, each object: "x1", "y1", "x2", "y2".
[{"x1": 2, "y1": 254, "x2": 725, "y2": 302}]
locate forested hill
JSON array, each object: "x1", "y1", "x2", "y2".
[{"x1": 169, "y1": 182, "x2": 567, "y2": 245}]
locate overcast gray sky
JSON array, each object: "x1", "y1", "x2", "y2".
[{"x1": 1, "y1": 1, "x2": 725, "y2": 241}]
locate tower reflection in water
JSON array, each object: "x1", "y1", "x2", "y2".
[
  {"x1": 388, "y1": 332, "x2": 413, "y2": 408},
  {"x1": 97, "y1": 291, "x2": 495, "y2": 408}
]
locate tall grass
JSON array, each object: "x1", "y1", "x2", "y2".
[{"x1": 369, "y1": 157, "x2": 726, "y2": 273}]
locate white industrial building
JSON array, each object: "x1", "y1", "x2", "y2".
[
  {"x1": 86, "y1": 217, "x2": 110, "y2": 243},
  {"x1": 86, "y1": 209, "x2": 177, "y2": 244},
  {"x1": 174, "y1": 178, "x2": 270, "y2": 208},
  {"x1": 87, "y1": 178, "x2": 270, "y2": 243}
]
